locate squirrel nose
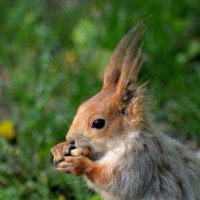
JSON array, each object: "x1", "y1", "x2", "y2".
[{"x1": 67, "y1": 137, "x2": 75, "y2": 145}]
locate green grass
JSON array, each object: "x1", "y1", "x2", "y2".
[{"x1": 0, "y1": 0, "x2": 200, "y2": 199}]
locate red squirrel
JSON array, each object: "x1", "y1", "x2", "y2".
[{"x1": 51, "y1": 24, "x2": 200, "y2": 200}]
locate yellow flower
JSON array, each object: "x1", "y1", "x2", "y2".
[
  {"x1": 0, "y1": 120, "x2": 16, "y2": 141},
  {"x1": 58, "y1": 195, "x2": 66, "y2": 200}
]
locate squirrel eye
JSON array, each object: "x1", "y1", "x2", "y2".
[{"x1": 92, "y1": 119, "x2": 105, "y2": 129}]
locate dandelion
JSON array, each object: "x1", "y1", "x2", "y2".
[
  {"x1": 58, "y1": 194, "x2": 66, "y2": 200},
  {"x1": 0, "y1": 120, "x2": 16, "y2": 141}
]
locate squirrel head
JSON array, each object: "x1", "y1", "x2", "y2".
[{"x1": 67, "y1": 24, "x2": 148, "y2": 152}]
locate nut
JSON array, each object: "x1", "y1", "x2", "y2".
[{"x1": 70, "y1": 148, "x2": 90, "y2": 157}]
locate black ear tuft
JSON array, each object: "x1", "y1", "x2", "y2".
[{"x1": 119, "y1": 80, "x2": 137, "y2": 115}]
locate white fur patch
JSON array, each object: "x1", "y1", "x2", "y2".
[
  {"x1": 97, "y1": 146, "x2": 124, "y2": 164},
  {"x1": 96, "y1": 131, "x2": 139, "y2": 164}
]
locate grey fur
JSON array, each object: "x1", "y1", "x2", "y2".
[{"x1": 85, "y1": 127, "x2": 200, "y2": 200}]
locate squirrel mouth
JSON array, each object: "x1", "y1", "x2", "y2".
[{"x1": 64, "y1": 145, "x2": 91, "y2": 157}]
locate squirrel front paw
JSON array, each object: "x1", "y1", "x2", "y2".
[
  {"x1": 51, "y1": 141, "x2": 91, "y2": 167},
  {"x1": 51, "y1": 141, "x2": 69, "y2": 166},
  {"x1": 57, "y1": 156, "x2": 95, "y2": 176}
]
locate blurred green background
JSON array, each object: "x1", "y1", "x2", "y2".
[{"x1": 0, "y1": 0, "x2": 200, "y2": 199}]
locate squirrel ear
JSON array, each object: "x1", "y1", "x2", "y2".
[
  {"x1": 102, "y1": 24, "x2": 144, "y2": 91},
  {"x1": 110, "y1": 24, "x2": 145, "y2": 114},
  {"x1": 117, "y1": 82, "x2": 148, "y2": 116}
]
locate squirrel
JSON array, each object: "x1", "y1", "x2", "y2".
[{"x1": 51, "y1": 24, "x2": 200, "y2": 200}]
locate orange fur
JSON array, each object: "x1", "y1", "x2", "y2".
[{"x1": 87, "y1": 164, "x2": 112, "y2": 185}]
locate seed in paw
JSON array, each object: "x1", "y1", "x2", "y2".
[{"x1": 70, "y1": 148, "x2": 90, "y2": 157}]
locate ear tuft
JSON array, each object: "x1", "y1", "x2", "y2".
[
  {"x1": 102, "y1": 23, "x2": 144, "y2": 91},
  {"x1": 119, "y1": 80, "x2": 137, "y2": 115}
]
